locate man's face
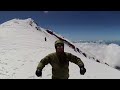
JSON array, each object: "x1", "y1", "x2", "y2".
[{"x1": 56, "y1": 44, "x2": 64, "y2": 53}]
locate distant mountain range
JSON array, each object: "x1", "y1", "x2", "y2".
[{"x1": 73, "y1": 40, "x2": 120, "y2": 46}]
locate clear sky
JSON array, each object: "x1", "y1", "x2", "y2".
[{"x1": 0, "y1": 11, "x2": 120, "y2": 41}]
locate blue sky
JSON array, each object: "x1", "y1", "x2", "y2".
[{"x1": 0, "y1": 11, "x2": 120, "y2": 41}]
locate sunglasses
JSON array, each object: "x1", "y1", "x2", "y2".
[{"x1": 56, "y1": 44, "x2": 64, "y2": 48}]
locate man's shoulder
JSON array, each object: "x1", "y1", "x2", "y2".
[
  {"x1": 64, "y1": 52, "x2": 71, "y2": 56},
  {"x1": 48, "y1": 52, "x2": 56, "y2": 56},
  {"x1": 47, "y1": 52, "x2": 57, "y2": 59}
]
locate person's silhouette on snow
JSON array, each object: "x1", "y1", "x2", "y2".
[{"x1": 45, "y1": 37, "x2": 47, "y2": 41}]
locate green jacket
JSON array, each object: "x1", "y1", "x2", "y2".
[{"x1": 37, "y1": 52, "x2": 84, "y2": 79}]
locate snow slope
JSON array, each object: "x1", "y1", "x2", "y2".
[{"x1": 0, "y1": 18, "x2": 120, "y2": 79}]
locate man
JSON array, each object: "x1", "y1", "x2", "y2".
[{"x1": 35, "y1": 40, "x2": 86, "y2": 79}]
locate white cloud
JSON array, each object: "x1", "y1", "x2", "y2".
[{"x1": 43, "y1": 11, "x2": 48, "y2": 14}]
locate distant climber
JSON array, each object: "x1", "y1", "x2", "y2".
[
  {"x1": 35, "y1": 40, "x2": 86, "y2": 79},
  {"x1": 45, "y1": 37, "x2": 47, "y2": 41}
]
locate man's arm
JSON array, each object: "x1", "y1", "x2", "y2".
[
  {"x1": 68, "y1": 53, "x2": 86, "y2": 75},
  {"x1": 37, "y1": 54, "x2": 51, "y2": 70},
  {"x1": 69, "y1": 53, "x2": 84, "y2": 67},
  {"x1": 36, "y1": 54, "x2": 51, "y2": 77}
]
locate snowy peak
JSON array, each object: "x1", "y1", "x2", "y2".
[
  {"x1": 0, "y1": 18, "x2": 39, "y2": 30},
  {"x1": 24, "y1": 18, "x2": 39, "y2": 28}
]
